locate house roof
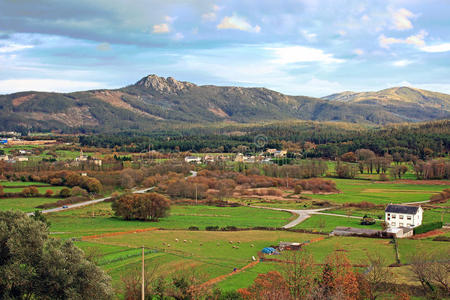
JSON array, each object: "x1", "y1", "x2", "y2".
[{"x1": 385, "y1": 204, "x2": 419, "y2": 215}]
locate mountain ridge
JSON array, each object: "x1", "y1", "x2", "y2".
[{"x1": 0, "y1": 75, "x2": 448, "y2": 133}]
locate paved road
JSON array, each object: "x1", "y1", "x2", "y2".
[
  {"x1": 28, "y1": 170, "x2": 198, "y2": 216},
  {"x1": 28, "y1": 186, "x2": 155, "y2": 216},
  {"x1": 249, "y1": 206, "x2": 332, "y2": 228}
]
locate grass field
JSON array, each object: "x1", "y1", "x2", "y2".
[
  {"x1": 308, "y1": 179, "x2": 449, "y2": 205},
  {"x1": 0, "y1": 197, "x2": 63, "y2": 212},
  {"x1": 47, "y1": 202, "x2": 293, "y2": 238},
  {"x1": 0, "y1": 181, "x2": 50, "y2": 187},
  {"x1": 2, "y1": 186, "x2": 64, "y2": 193},
  {"x1": 76, "y1": 230, "x2": 320, "y2": 292},
  {"x1": 293, "y1": 214, "x2": 382, "y2": 233}
]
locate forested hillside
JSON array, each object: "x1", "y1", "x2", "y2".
[{"x1": 1, "y1": 75, "x2": 449, "y2": 133}]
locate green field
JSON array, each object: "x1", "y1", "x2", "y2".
[
  {"x1": 2, "y1": 186, "x2": 64, "y2": 193},
  {"x1": 293, "y1": 214, "x2": 382, "y2": 233},
  {"x1": 0, "y1": 197, "x2": 63, "y2": 212},
  {"x1": 0, "y1": 181, "x2": 50, "y2": 187},
  {"x1": 308, "y1": 179, "x2": 449, "y2": 205},
  {"x1": 47, "y1": 203, "x2": 293, "y2": 238}
]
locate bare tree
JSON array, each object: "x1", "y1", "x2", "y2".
[
  {"x1": 280, "y1": 249, "x2": 316, "y2": 299},
  {"x1": 363, "y1": 252, "x2": 393, "y2": 300}
]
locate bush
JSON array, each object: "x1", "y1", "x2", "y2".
[
  {"x1": 413, "y1": 221, "x2": 443, "y2": 235},
  {"x1": 221, "y1": 226, "x2": 238, "y2": 231},
  {"x1": 432, "y1": 236, "x2": 450, "y2": 242},
  {"x1": 294, "y1": 185, "x2": 303, "y2": 194},
  {"x1": 205, "y1": 226, "x2": 219, "y2": 231},
  {"x1": 112, "y1": 192, "x2": 170, "y2": 221},
  {"x1": 59, "y1": 188, "x2": 72, "y2": 198},
  {"x1": 188, "y1": 226, "x2": 199, "y2": 231}
]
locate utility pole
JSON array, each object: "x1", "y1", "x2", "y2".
[
  {"x1": 195, "y1": 184, "x2": 198, "y2": 205},
  {"x1": 141, "y1": 246, "x2": 145, "y2": 300}
]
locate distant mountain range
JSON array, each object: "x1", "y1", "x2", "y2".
[{"x1": 0, "y1": 75, "x2": 449, "y2": 132}]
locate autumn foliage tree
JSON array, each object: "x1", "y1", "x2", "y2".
[
  {"x1": 112, "y1": 192, "x2": 170, "y2": 221},
  {"x1": 239, "y1": 271, "x2": 291, "y2": 300}
]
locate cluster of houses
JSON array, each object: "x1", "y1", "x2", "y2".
[
  {"x1": 74, "y1": 150, "x2": 102, "y2": 166},
  {"x1": 332, "y1": 204, "x2": 424, "y2": 239},
  {"x1": 0, "y1": 149, "x2": 31, "y2": 163},
  {"x1": 184, "y1": 148, "x2": 288, "y2": 164}
]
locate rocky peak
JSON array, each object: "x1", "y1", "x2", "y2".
[{"x1": 135, "y1": 74, "x2": 196, "y2": 93}]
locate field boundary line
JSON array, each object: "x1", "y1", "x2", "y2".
[{"x1": 82, "y1": 227, "x2": 158, "y2": 240}]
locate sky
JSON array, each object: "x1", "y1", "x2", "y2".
[{"x1": 0, "y1": 0, "x2": 449, "y2": 97}]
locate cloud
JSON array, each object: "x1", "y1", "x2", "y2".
[
  {"x1": 266, "y1": 45, "x2": 344, "y2": 65},
  {"x1": 217, "y1": 14, "x2": 260, "y2": 33},
  {"x1": 164, "y1": 16, "x2": 176, "y2": 23},
  {"x1": 353, "y1": 48, "x2": 364, "y2": 56},
  {"x1": 96, "y1": 42, "x2": 110, "y2": 51},
  {"x1": 301, "y1": 30, "x2": 317, "y2": 42},
  {"x1": 0, "y1": 78, "x2": 105, "y2": 94},
  {"x1": 379, "y1": 30, "x2": 427, "y2": 48},
  {"x1": 0, "y1": 43, "x2": 33, "y2": 53},
  {"x1": 392, "y1": 59, "x2": 413, "y2": 67},
  {"x1": 202, "y1": 5, "x2": 221, "y2": 22},
  {"x1": 390, "y1": 8, "x2": 415, "y2": 31},
  {"x1": 153, "y1": 23, "x2": 170, "y2": 34},
  {"x1": 420, "y1": 43, "x2": 450, "y2": 53},
  {"x1": 173, "y1": 32, "x2": 184, "y2": 40}
]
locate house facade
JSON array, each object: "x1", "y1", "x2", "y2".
[{"x1": 385, "y1": 204, "x2": 423, "y2": 228}]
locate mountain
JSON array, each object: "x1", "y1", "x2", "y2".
[
  {"x1": 0, "y1": 75, "x2": 448, "y2": 133},
  {"x1": 323, "y1": 87, "x2": 450, "y2": 122}
]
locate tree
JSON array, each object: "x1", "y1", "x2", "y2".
[
  {"x1": 0, "y1": 210, "x2": 113, "y2": 299},
  {"x1": 239, "y1": 271, "x2": 291, "y2": 300},
  {"x1": 112, "y1": 192, "x2": 170, "y2": 221},
  {"x1": 363, "y1": 252, "x2": 393, "y2": 300},
  {"x1": 59, "y1": 187, "x2": 72, "y2": 198},
  {"x1": 319, "y1": 251, "x2": 359, "y2": 300},
  {"x1": 45, "y1": 189, "x2": 54, "y2": 197},
  {"x1": 280, "y1": 250, "x2": 316, "y2": 299},
  {"x1": 341, "y1": 152, "x2": 357, "y2": 163}
]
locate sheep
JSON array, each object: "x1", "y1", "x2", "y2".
[
  {"x1": 175, "y1": 238, "x2": 179, "y2": 242},
  {"x1": 183, "y1": 239, "x2": 187, "y2": 243}
]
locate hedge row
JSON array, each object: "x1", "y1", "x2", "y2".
[{"x1": 413, "y1": 221, "x2": 443, "y2": 234}]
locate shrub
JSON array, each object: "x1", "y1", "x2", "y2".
[
  {"x1": 413, "y1": 222, "x2": 443, "y2": 235},
  {"x1": 188, "y1": 226, "x2": 199, "y2": 231},
  {"x1": 59, "y1": 188, "x2": 72, "y2": 198},
  {"x1": 294, "y1": 185, "x2": 303, "y2": 194},
  {"x1": 112, "y1": 192, "x2": 170, "y2": 221},
  {"x1": 44, "y1": 190, "x2": 54, "y2": 197},
  {"x1": 221, "y1": 226, "x2": 238, "y2": 231},
  {"x1": 432, "y1": 236, "x2": 450, "y2": 242},
  {"x1": 205, "y1": 226, "x2": 219, "y2": 231}
]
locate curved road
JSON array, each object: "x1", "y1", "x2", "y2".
[{"x1": 28, "y1": 170, "x2": 198, "y2": 216}]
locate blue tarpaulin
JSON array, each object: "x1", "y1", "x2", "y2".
[
  {"x1": 0, "y1": 139, "x2": 7, "y2": 144},
  {"x1": 261, "y1": 247, "x2": 276, "y2": 254}
]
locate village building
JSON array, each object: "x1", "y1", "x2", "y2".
[
  {"x1": 184, "y1": 156, "x2": 201, "y2": 164},
  {"x1": 75, "y1": 150, "x2": 88, "y2": 162},
  {"x1": 385, "y1": 204, "x2": 423, "y2": 228},
  {"x1": 274, "y1": 150, "x2": 287, "y2": 157},
  {"x1": 15, "y1": 156, "x2": 29, "y2": 162},
  {"x1": 203, "y1": 155, "x2": 215, "y2": 163},
  {"x1": 0, "y1": 154, "x2": 9, "y2": 161}
]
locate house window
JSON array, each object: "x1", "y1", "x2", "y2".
[
  {"x1": 399, "y1": 215, "x2": 404, "y2": 219},
  {"x1": 387, "y1": 217, "x2": 390, "y2": 221},
  {"x1": 387, "y1": 213, "x2": 390, "y2": 216},
  {"x1": 392, "y1": 214, "x2": 396, "y2": 218},
  {"x1": 407, "y1": 216, "x2": 411, "y2": 220},
  {"x1": 399, "y1": 223, "x2": 403, "y2": 227}
]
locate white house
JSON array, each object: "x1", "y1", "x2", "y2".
[
  {"x1": 0, "y1": 155, "x2": 8, "y2": 161},
  {"x1": 385, "y1": 204, "x2": 423, "y2": 228},
  {"x1": 15, "y1": 156, "x2": 29, "y2": 162},
  {"x1": 184, "y1": 156, "x2": 201, "y2": 164}
]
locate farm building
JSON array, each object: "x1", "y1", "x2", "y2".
[
  {"x1": 184, "y1": 156, "x2": 201, "y2": 163},
  {"x1": 385, "y1": 204, "x2": 423, "y2": 228},
  {"x1": 331, "y1": 226, "x2": 383, "y2": 237}
]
